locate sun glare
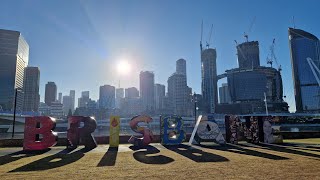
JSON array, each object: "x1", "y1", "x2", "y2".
[{"x1": 117, "y1": 60, "x2": 131, "y2": 75}]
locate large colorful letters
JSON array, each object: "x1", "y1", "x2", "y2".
[
  {"x1": 225, "y1": 115, "x2": 281, "y2": 144},
  {"x1": 160, "y1": 116, "x2": 185, "y2": 145},
  {"x1": 128, "y1": 115, "x2": 154, "y2": 147},
  {"x1": 23, "y1": 116, "x2": 58, "y2": 151},
  {"x1": 194, "y1": 115, "x2": 225, "y2": 145},
  {"x1": 67, "y1": 116, "x2": 97, "y2": 150},
  {"x1": 109, "y1": 116, "x2": 120, "y2": 147},
  {"x1": 225, "y1": 115, "x2": 241, "y2": 144}
]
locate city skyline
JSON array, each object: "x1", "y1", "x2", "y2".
[{"x1": 1, "y1": 1, "x2": 320, "y2": 112}]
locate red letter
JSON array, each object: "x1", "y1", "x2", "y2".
[{"x1": 23, "y1": 116, "x2": 57, "y2": 151}]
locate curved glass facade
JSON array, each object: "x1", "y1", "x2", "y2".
[{"x1": 289, "y1": 28, "x2": 320, "y2": 112}]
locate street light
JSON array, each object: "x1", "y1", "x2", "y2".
[
  {"x1": 192, "y1": 92, "x2": 198, "y2": 123},
  {"x1": 12, "y1": 87, "x2": 23, "y2": 139}
]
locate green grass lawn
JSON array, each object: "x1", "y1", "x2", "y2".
[
  {"x1": 284, "y1": 138, "x2": 320, "y2": 144},
  {"x1": 0, "y1": 140, "x2": 319, "y2": 180}
]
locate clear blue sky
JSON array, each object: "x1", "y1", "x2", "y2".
[{"x1": 1, "y1": 0, "x2": 320, "y2": 112}]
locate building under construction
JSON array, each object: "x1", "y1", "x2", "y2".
[{"x1": 215, "y1": 40, "x2": 288, "y2": 114}]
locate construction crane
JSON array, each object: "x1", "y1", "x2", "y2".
[
  {"x1": 267, "y1": 38, "x2": 282, "y2": 71},
  {"x1": 200, "y1": 20, "x2": 203, "y2": 53},
  {"x1": 234, "y1": 40, "x2": 247, "y2": 62},
  {"x1": 206, "y1": 24, "x2": 213, "y2": 48},
  {"x1": 244, "y1": 16, "x2": 256, "y2": 42}
]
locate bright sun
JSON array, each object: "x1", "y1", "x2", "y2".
[{"x1": 117, "y1": 61, "x2": 131, "y2": 75}]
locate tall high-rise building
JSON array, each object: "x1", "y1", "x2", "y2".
[
  {"x1": 78, "y1": 91, "x2": 90, "y2": 108},
  {"x1": 289, "y1": 28, "x2": 320, "y2": 112},
  {"x1": 219, "y1": 83, "x2": 231, "y2": 104},
  {"x1": 62, "y1": 95, "x2": 73, "y2": 115},
  {"x1": 50, "y1": 101, "x2": 63, "y2": 118},
  {"x1": 125, "y1": 87, "x2": 139, "y2": 98},
  {"x1": 154, "y1": 84, "x2": 165, "y2": 110},
  {"x1": 82, "y1": 91, "x2": 89, "y2": 98},
  {"x1": 99, "y1": 85, "x2": 115, "y2": 109},
  {"x1": 0, "y1": 29, "x2": 29, "y2": 111},
  {"x1": 44, "y1": 82, "x2": 57, "y2": 106},
  {"x1": 201, "y1": 48, "x2": 218, "y2": 113},
  {"x1": 140, "y1": 71, "x2": 155, "y2": 111},
  {"x1": 115, "y1": 88, "x2": 124, "y2": 108},
  {"x1": 237, "y1": 41, "x2": 260, "y2": 69},
  {"x1": 23, "y1": 67, "x2": 40, "y2": 112},
  {"x1": 58, "y1": 92, "x2": 62, "y2": 103},
  {"x1": 69, "y1": 90, "x2": 75, "y2": 112},
  {"x1": 116, "y1": 88, "x2": 124, "y2": 99},
  {"x1": 176, "y1": 58, "x2": 187, "y2": 76},
  {"x1": 168, "y1": 73, "x2": 188, "y2": 116}
]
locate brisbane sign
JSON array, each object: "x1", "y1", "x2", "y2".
[{"x1": 22, "y1": 115, "x2": 226, "y2": 151}]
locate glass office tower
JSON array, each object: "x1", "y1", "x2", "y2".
[
  {"x1": 0, "y1": 29, "x2": 29, "y2": 111},
  {"x1": 201, "y1": 48, "x2": 218, "y2": 113},
  {"x1": 289, "y1": 28, "x2": 320, "y2": 112}
]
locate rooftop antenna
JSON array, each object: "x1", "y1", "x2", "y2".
[
  {"x1": 200, "y1": 20, "x2": 203, "y2": 53},
  {"x1": 206, "y1": 24, "x2": 213, "y2": 48}
]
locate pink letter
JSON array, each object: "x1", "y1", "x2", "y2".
[{"x1": 23, "y1": 116, "x2": 57, "y2": 151}]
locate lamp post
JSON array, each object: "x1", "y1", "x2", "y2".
[
  {"x1": 12, "y1": 88, "x2": 22, "y2": 138},
  {"x1": 192, "y1": 92, "x2": 198, "y2": 123},
  {"x1": 264, "y1": 92, "x2": 268, "y2": 116}
]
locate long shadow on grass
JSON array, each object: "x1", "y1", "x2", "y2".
[
  {"x1": 9, "y1": 148, "x2": 90, "y2": 172},
  {"x1": 164, "y1": 144, "x2": 229, "y2": 162},
  {"x1": 200, "y1": 144, "x2": 289, "y2": 160},
  {"x1": 279, "y1": 143, "x2": 320, "y2": 153},
  {"x1": 238, "y1": 143, "x2": 320, "y2": 159},
  {"x1": 97, "y1": 147, "x2": 118, "y2": 166},
  {"x1": 129, "y1": 145, "x2": 174, "y2": 164},
  {"x1": 0, "y1": 149, "x2": 50, "y2": 166}
]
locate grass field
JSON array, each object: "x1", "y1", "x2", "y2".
[
  {"x1": 284, "y1": 138, "x2": 320, "y2": 144},
  {"x1": 0, "y1": 140, "x2": 320, "y2": 180}
]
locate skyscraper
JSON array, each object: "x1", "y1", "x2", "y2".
[
  {"x1": 58, "y1": 92, "x2": 62, "y2": 103},
  {"x1": 23, "y1": 67, "x2": 40, "y2": 112},
  {"x1": 115, "y1": 88, "x2": 124, "y2": 108},
  {"x1": 219, "y1": 83, "x2": 231, "y2": 104},
  {"x1": 62, "y1": 95, "x2": 73, "y2": 115},
  {"x1": 82, "y1": 91, "x2": 89, "y2": 98},
  {"x1": 237, "y1": 41, "x2": 260, "y2": 69},
  {"x1": 50, "y1": 101, "x2": 63, "y2": 118},
  {"x1": 0, "y1": 29, "x2": 29, "y2": 111},
  {"x1": 69, "y1": 90, "x2": 75, "y2": 112},
  {"x1": 140, "y1": 71, "x2": 155, "y2": 111},
  {"x1": 154, "y1": 84, "x2": 165, "y2": 110},
  {"x1": 125, "y1": 87, "x2": 139, "y2": 98},
  {"x1": 289, "y1": 28, "x2": 320, "y2": 112},
  {"x1": 78, "y1": 91, "x2": 89, "y2": 108},
  {"x1": 99, "y1": 85, "x2": 115, "y2": 109},
  {"x1": 45, "y1": 82, "x2": 57, "y2": 106},
  {"x1": 116, "y1": 88, "x2": 124, "y2": 99},
  {"x1": 176, "y1": 58, "x2": 187, "y2": 76},
  {"x1": 168, "y1": 73, "x2": 188, "y2": 116},
  {"x1": 201, "y1": 48, "x2": 218, "y2": 113}
]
